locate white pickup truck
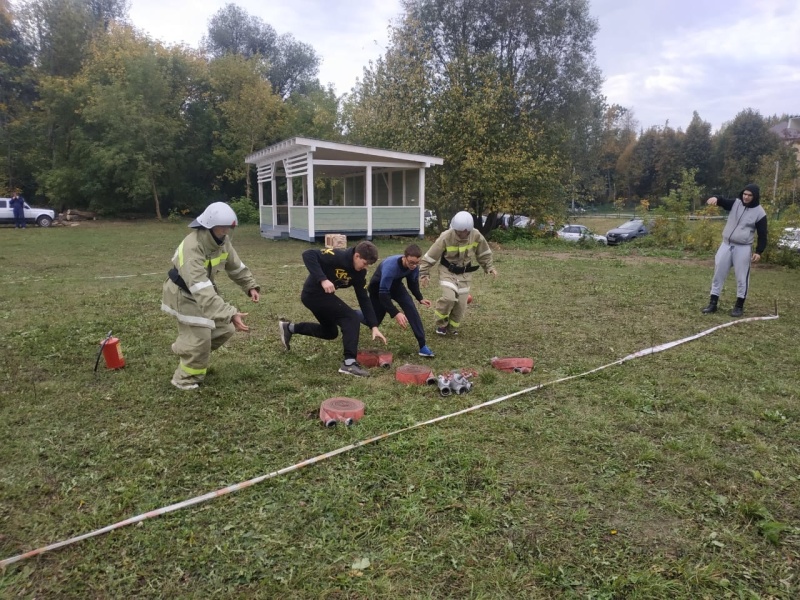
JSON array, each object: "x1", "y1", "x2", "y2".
[{"x1": 0, "y1": 198, "x2": 56, "y2": 227}]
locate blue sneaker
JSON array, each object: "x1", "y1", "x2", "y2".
[{"x1": 418, "y1": 345, "x2": 435, "y2": 358}]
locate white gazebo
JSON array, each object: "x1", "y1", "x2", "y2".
[{"x1": 245, "y1": 137, "x2": 443, "y2": 241}]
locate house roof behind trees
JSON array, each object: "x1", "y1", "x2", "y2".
[{"x1": 769, "y1": 117, "x2": 800, "y2": 141}]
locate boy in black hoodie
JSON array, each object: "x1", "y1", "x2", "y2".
[
  {"x1": 279, "y1": 241, "x2": 387, "y2": 377},
  {"x1": 701, "y1": 183, "x2": 768, "y2": 317}
]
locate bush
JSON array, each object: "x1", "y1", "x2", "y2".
[
  {"x1": 487, "y1": 226, "x2": 537, "y2": 244},
  {"x1": 686, "y1": 217, "x2": 722, "y2": 251},
  {"x1": 167, "y1": 208, "x2": 190, "y2": 223},
  {"x1": 228, "y1": 197, "x2": 260, "y2": 224}
]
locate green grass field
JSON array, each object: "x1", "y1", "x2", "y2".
[{"x1": 1, "y1": 222, "x2": 798, "y2": 598}]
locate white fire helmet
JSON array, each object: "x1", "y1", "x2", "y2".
[
  {"x1": 450, "y1": 211, "x2": 474, "y2": 232},
  {"x1": 189, "y1": 202, "x2": 238, "y2": 229}
]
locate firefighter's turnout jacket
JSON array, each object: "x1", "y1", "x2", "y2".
[
  {"x1": 161, "y1": 229, "x2": 259, "y2": 385},
  {"x1": 419, "y1": 229, "x2": 494, "y2": 331}
]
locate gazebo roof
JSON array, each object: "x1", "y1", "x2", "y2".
[{"x1": 245, "y1": 137, "x2": 443, "y2": 177}]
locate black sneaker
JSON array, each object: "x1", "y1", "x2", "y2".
[
  {"x1": 435, "y1": 326, "x2": 448, "y2": 336},
  {"x1": 338, "y1": 361, "x2": 370, "y2": 377},
  {"x1": 279, "y1": 319, "x2": 292, "y2": 351}
]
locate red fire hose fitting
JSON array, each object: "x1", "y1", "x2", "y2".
[
  {"x1": 491, "y1": 357, "x2": 534, "y2": 374},
  {"x1": 357, "y1": 349, "x2": 393, "y2": 368},
  {"x1": 395, "y1": 364, "x2": 436, "y2": 385},
  {"x1": 319, "y1": 397, "x2": 365, "y2": 427}
]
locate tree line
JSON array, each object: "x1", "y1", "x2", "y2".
[{"x1": 2, "y1": 0, "x2": 798, "y2": 221}]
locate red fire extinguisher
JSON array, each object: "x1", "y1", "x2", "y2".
[{"x1": 95, "y1": 330, "x2": 126, "y2": 370}]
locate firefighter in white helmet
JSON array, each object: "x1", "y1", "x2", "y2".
[
  {"x1": 161, "y1": 202, "x2": 260, "y2": 390},
  {"x1": 419, "y1": 210, "x2": 497, "y2": 335}
]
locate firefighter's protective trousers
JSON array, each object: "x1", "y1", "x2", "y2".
[{"x1": 432, "y1": 268, "x2": 472, "y2": 330}]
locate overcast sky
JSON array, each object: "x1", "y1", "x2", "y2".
[{"x1": 128, "y1": 0, "x2": 800, "y2": 133}]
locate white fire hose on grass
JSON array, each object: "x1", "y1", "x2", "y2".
[{"x1": 0, "y1": 313, "x2": 778, "y2": 568}]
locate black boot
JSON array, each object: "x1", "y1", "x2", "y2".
[
  {"x1": 730, "y1": 298, "x2": 744, "y2": 317},
  {"x1": 701, "y1": 294, "x2": 718, "y2": 314}
]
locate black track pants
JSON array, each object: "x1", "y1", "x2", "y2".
[
  {"x1": 294, "y1": 291, "x2": 362, "y2": 360},
  {"x1": 365, "y1": 282, "x2": 426, "y2": 349}
]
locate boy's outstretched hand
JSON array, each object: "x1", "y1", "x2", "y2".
[{"x1": 371, "y1": 327, "x2": 387, "y2": 345}]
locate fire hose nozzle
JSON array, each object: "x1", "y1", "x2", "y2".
[
  {"x1": 344, "y1": 418, "x2": 354, "y2": 427},
  {"x1": 449, "y1": 382, "x2": 466, "y2": 395},
  {"x1": 324, "y1": 419, "x2": 337, "y2": 428},
  {"x1": 426, "y1": 375, "x2": 438, "y2": 385},
  {"x1": 449, "y1": 372, "x2": 472, "y2": 393},
  {"x1": 436, "y1": 375, "x2": 452, "y2": 396}
]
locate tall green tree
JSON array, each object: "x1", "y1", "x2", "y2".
[
  {"x1": 204, "y1": 3, "x2": 320, "y2": 99},
  {"x1": 429, "y1": 54, "x2": 561, "y2": 221},
  {"x1": 713, "y1": 109, "x2": 779, "y2": 194},
  {"x1": 1, "y1": 0, "x2": 36, "y2": 193},
  {"x1": 596, "y1": 104, "x2": 637, "y2": 202},
  {"x1": 208, "y1": 53, "x2": 288, "y2": 199},
  {"x1": 344, "y1": 0, "x2": 602, "y2": 223},
  {"x1": 755, "y1": 144, "x2": 800, "y2": 209},
  {"x1": 682, "y1": 111, "x2": 712, "y2": 189},
  {"x1": 653, "y1": 123, "x2": 683, "y2": 197},
  {"x1": 617, "y1": 127, "x2": 658, "y2": 202},
  {"x1": 16, "y1": 0, "x2": 128, "y2": 77},
  {"x1": 46, "y1": 26, "x2": 200, "y2": 217},
  {"x1": 286, "y1": 81, "x2": 342, "y2": 141},
  {"x1": 342, "y1": 14, "x2": 434, "y2": 153}
]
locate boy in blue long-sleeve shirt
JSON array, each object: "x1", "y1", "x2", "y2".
[{"x1": 361, "y1": 244, "x2": 435, "y2": 358}]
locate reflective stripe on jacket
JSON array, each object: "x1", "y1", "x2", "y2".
[
  {"x1": 161, "y1": 229, "x2": 259, "y2": 328},
  {"x1": 419, "y1": 229, "x2": 494, "y2": 279}
]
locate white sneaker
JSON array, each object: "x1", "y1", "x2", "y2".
[{"x1": 171, "y1": 377, "x2": 199, "y2": 391}]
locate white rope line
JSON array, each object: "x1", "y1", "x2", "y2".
[
  {"x1": 96, "y1": 272, "x2": 161, "y2": 280},
  {"x1": 1, "y1": 273, "x2": 161, "y2": 285},
  {"x1": 0, "y1": 314, "x2": 778, "y2": 568}
]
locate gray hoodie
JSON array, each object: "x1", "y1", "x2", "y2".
[{"x1": 718, "y1": 183, "x2": 768, "y2": 254}]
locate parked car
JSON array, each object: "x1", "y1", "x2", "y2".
[
  {"x1": 511, "y1": 215, "x2": 531, "y2": 228},
  {"x1": 605, "y1": 219, "x2": 649, "y2": 245},
  {"x1": 0, "y1": 198, "x2": 56, "y2": 227},
  {"x1": 777, "y1": 227, "x2": 800, "y2": 252},
  {"x1": 556, "y1": 224, "x2": 607, "y2": 244}
]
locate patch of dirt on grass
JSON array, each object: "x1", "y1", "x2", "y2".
[{"x1": 603, "y1": 505, "x2": 690, "y2": 555}]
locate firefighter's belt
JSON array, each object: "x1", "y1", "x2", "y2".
[
  {"x1": 168, "y1": 268, "x2": 191, "y2": 294},
  {"x1": 440, "y1": 255, "x2": 479, "y2": 275}
]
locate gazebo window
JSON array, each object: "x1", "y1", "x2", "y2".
[
  {"x1": 315, "y1": 177, "x2": 344, "y2": 206},
  {"x1": 391, "y1": 171, "x2": 404, "y2": 206},
  {"x1": 344, "y1": 175, "x2": 365, "y2": 206},
  {"x1": 292, "y1": 176, "x2": 307, "y2": 206},
  {"x1": 405, "y1": 169, "x2": 420, "y2": 206},
  {"x1": 261, "y1": 181, "x2": 273, "y2": 206},
  {"x1": 372, "y1": 172, "x2": 390, "y2": 206}
]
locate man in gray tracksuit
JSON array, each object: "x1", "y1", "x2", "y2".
[{"x1": 701, "y1": 183, "x2": 767, "y2": 317}]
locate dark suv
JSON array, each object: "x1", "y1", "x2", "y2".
[{"x1": 606, "y1": 219, "x2": 648, "y2": 245}]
